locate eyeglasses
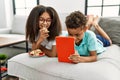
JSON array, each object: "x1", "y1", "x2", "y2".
[{"x1": 39, "y1": 17, "x2": 52, "y2": 23}]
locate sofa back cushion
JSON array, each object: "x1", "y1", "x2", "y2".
[
  {"x1": 98, "y1": 17, "x2": 120, "y2": 46},
  {"x1": 11, "y1": 15, "x2": 28, "y2": 34}
]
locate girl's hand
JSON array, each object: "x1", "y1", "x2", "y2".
[
  {"x1": 38, "y1": 28, "x2": 49, "y2": 41},
  {"x1": 33, "y1": 27, "x2": 49, "y2": 50}
]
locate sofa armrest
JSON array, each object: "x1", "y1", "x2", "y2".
[
  {"x1": 0, "y1": 28, "x2": 11, "y2": 34},
  {"x1": 11, "y1": 15, "x2": 28, "y2": 35}
]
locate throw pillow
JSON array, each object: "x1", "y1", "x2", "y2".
[{"x1": 98, "y1": 18, "x2": 120, "y2": 46}]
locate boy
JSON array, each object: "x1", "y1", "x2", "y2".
[{"x1": 65, "y1": 11, "x2": 108, "y2": 63}]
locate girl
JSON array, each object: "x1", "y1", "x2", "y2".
[{"x1": 26, "y1": 5, "x2": 62, "y2": 57}]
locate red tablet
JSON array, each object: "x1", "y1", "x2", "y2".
[{"x1": 56, "y1": 36, "x2": 75, "y2": 63}]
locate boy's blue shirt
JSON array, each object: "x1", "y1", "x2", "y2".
[{"x1": 64, "y1": 30, "x2": 105, "y2": 56}]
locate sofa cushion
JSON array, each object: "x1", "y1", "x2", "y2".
[
  {"x1": 0, "y1": 28, "x2": 11, "y2": 34},
  {"x1": 98, "y1": 17, "x2": 120, "y2": 46},
  {"x1": 8, "y1": 45, "x2": 120, "y2": 80}
]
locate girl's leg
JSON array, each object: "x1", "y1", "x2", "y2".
[
  {"x1": 92, "y1": 16, "x2": 112, "y2": 46},
  {"x1": 86, "y1": 15, "x2": 94, "y2": 29},
  {"x1": 96, "y1": 35, "x2": 110, "y2": 47}
]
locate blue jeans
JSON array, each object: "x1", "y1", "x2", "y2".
[{"x1": 96, "y1": 35, "x2": 110, "y2": 47}]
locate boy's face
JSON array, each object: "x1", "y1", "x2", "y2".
[{"x1": 67, "y1": 27, "x2": 86, "y2": 45}]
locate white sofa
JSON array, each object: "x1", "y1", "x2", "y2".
[
  {"x1": 0, "y1": 15, "x2": 28, "y2": 59},
  {"x1": 8, "y1": 45, "x2": 120, "y2": 80},
  {"x1": 7, "y1": 15, "x2": 120, "y2": 80}
]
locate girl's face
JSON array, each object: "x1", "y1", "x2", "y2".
[
  {"x1": 39, "y1": 12, "x2": 52, "y2": 29},
  {"x1": 67, "y1": 27, "x2": 86, "y2": 45}
]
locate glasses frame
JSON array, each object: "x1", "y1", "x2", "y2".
[{"x1": 39, "y1": 17, "x2": 52, "y2": 24}]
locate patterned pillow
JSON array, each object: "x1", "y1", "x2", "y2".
[{"x1": 98, "y1": 18, "x2": 120, "y2": 46}]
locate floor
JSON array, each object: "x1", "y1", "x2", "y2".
[
  {"x1": 0, "y1": 44, "x2": 27, "y2": 80},
  {"x1": 2, "y1": 75, "x2": 19, "y2": 80}
]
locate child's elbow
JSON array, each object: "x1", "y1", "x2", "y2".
[
  {"x1": 93, "y1": 58, "x2": 97, "y2": 62},
  {"x1": 92, "y1": 56, "x2": 97, "y2": 62},
  {"x1": 47, "y1": 53, "x2": 57, "y2": 57}
]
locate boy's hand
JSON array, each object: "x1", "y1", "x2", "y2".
[
  {"x1": 68, "y1": 50, "x2": 80, "y2": 64},
  {"x1": 69, "y1": 54, "x2": 80, "y2": 64}
]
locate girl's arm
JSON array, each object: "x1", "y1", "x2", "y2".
[
  {"x1": 32, "y1": 39, "x2": 43, "y2": 50},
  {"x1": 32, "y1": 28, "x2": 49, "y2": 50},
  {"x1": 32, "y1": 41, "x2": 57, "y2": 57},
  {"x1": 40, "y1": 45, "x2": 57, "y2": 57}
]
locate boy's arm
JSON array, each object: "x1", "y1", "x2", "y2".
[
  {"x1": 78, "y1": 51, "x2": 97, "y2": 62},
  {"x1": 69, "y1": 51, "x2": 97, "y2": 63}
]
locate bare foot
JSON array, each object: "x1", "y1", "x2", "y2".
[
  {"x1": 86, "y1": 15, "x2": 94, "y2": 29},
  {"x1": 92, "y1": 15, "x2": 99, "y2": 26}
]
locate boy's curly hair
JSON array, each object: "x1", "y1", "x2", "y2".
[{"x1": 65, "y1": 11, "x2": 87, "y2": 29}]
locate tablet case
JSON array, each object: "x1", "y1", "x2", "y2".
[{"x1": 56, "y1": 36, "x2": 75, "y2": 63}]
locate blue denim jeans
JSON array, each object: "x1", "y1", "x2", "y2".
[{"x1": 96, "y1": 35, "x2": 110, "y2": 47}]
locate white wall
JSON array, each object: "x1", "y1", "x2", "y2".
[
  {"x1": 0, "y1": 0, "x2": 13, "y2": 28},
  {"x1": 40, "y1": 0, "x2": 85, "y2": 13},
  {"x1": 40, "y1": 0, "x2": 85, "y2": 30},
  {"x1": 0, "y1": 0, "x2": 6, "y2": 28},
  {"x1": 0, "y1": 0, "x2": 85, "y2": 30},
  {"x1": 5, "y1": 0, "x2": 14, "y2": 28}
]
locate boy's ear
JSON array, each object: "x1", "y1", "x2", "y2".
[{"x1": 83, "y1": 26, "x2": 88, "y2": 32}]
